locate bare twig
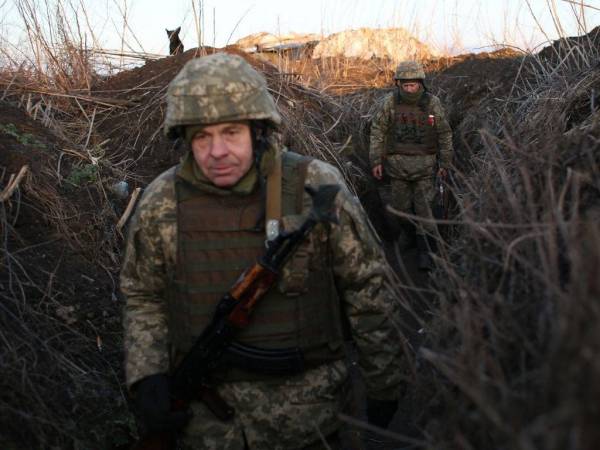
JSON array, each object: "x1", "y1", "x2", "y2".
[
  {"x1": 116, "y1": 187, "x2": 142, "y2": 233},
  {"x1": 561, "y1": 0, "x2": 600, "y2": 12},
  {"x1": 0, "y1": 166, "x2": 29, "y2": 203}
]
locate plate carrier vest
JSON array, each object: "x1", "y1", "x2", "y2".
[
  {"x1": 388, "y1": 92, "x2": 438, "y2": 156},
  {"x1": 168, "y1": 152, "x2": 345, "y2": 381}
]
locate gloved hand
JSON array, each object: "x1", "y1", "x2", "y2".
[
  {"x1": 134, "y1": 374, "x2": 191, "y2": 433},
  {"x1": 366, "y1": 398, "x2": 398, "y2": 429}
]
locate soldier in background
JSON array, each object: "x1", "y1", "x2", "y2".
[
  {"x1": 369, "y1": 60, "x2": 453, "y2": 270},
  {"x1": 121, "y1": 53, "x2": 404, "y2": 449}
]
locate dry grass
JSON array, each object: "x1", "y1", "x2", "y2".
[
  {"x1": 1, "y1": 1, "x2": 600, "y2": 449},
  {"x1": 0, "y1": 152, "x2": 130, "y2": 448},
  {"x1": 385, "y1": 32, "x2": 600, "y2": 450},
  {"x1": 0, "y1": 3, "x2": 137, "y2": 447},
  {"x1": 0, "y1": 6, "x2": 391, "y2": 446}
]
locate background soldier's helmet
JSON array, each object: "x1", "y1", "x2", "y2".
[
  {"x1": 393, "y1": 61, "x2": 426, "y2": 80},
  {"x1": 164, "y1": 53, "x2": 282, "y2": 139}
]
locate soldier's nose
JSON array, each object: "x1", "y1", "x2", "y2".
[{"x1": 209, "y1": 136, "x2": 229, "y2": 158}]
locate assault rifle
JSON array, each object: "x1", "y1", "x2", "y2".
[
  {"x1": 132, "y1": 184, "x2": 341, "y2": 450},
  {"x1": 433, "y1": 168, "x2": 449, "y2": 221}
]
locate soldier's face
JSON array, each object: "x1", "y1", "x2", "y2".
[
  {"x1": 190, "y1": 121, "x2": 253, "y2": 187},
  {"x1": 400, "y1": 81, "x2": 421, "y2": 93}
]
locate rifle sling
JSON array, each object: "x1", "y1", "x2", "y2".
[{"x1": 265, "y1": 152, "x2": 282, "y2": 237}]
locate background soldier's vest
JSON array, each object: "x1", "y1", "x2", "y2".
[
  {"x1": 389, "y1": 93, "x2": 438, "y2": 156},
  {"x1": 168, "y1": 151, "x2": 345, "y2": 381}
]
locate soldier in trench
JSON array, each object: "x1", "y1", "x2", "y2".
[
  {"x1": 120, "y1": 53, "x2": 405, "y2": 449},
  {"x1": 369, "y1": 60, "x2": 453, "y2": 270}
]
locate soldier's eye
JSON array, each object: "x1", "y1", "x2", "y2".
[{"x1": 224, "y1": 127, "x2": 241, "y2": 137}]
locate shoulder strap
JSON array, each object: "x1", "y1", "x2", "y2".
[
  {"x1": 281, "y1": 151, "x2": 313, "y2": 216},
  {"x1": 266, "y1": 152, "x2": 282, "y2": 225}
]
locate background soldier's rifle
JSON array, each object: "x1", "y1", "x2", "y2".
[
  {"x1": 132, "y1": 184, "x2": 341, "y2": 450},
  {"x1": 432, "y1": 166, "x2": 451, "y2": 244},
  {"x1": 433, "y1": 167, "x2": 449, "y2": 222}
]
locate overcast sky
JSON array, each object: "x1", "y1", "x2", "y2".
[{"x1": 1, "y1": 0, "x2": 598, "y2": 57}]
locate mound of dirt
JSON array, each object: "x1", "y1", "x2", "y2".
[
  {"x1": 3, "y1": 21, "x2": 599, "y2": 449},
  {"x1": 312, "y1": 27, "x2": 436, "y2": 62},
  {"x1": 0, "y1": 102, "x2": 128, "y2": 448},
  {"x1": 1, "y1": 104, "x2": 57, "y2": 174},
  {"x1": 537, "y1": 24, "x2": 600, "y2": 64},
  {"x1": 235, "y1": 31, "x2": 320, "y2": 50},
  {"x1": 427, "y1": 48, "x2": 524, "y2": 128}
]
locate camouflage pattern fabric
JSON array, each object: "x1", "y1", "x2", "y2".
[
  {"x1": 389, "y1": 177, "x2": 437, "y2": 236},
  {"x1": 393, "y1": 61, "x2": 426, "y2": 80},
  {"x1": 121, "y1": 154, "x2": 404, "y2": 449},
  {"x1": 369, "y1": 90, "x2": 452, "y2": 237},
  {"x1": 181, "y1": 360, "x2": 345, "y2": 449},
  {"x1": 369, "y1": 91, "x2": 453, "y2": 169},
  {"x1": 164, "y1": 53, "x2": 282, "y2": 139}
]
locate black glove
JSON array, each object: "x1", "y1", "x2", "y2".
[
  {"x1": 366, "y1": 398, "x2": 398, "y2": 429},
  {"x1": 134, "y1": 374, "x2": 191, "y2": 433}
]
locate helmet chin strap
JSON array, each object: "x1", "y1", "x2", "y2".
[{"x1": 251, "y1": 121, "x2": 269, "y2": 175}]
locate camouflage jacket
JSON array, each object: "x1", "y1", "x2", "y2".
[
  {"x1": 369, "y1": 91, "x2": 453, "y2": 174},
  {"x1": 120, "y1": 152, "x2": 405, "y2": 449}
]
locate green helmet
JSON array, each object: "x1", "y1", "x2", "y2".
[
  {"x1": 393, "y1": 60, "x2": 425, "y2": 80},
  {"x1": 164, "y1": 53, "x2": 282, "y2": 139}
]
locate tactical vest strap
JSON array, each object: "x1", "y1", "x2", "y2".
[
  {"x1": 281, "y1": 151, "x2": 312, "y2": 215},
  {"x1": 266, "y1": 152, "x2": 282, "y2": 232}
]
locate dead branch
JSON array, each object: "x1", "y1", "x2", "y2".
[
  {"x1": 116, "y1": 187, "x2": 142, "y2": 233},
  {"x1": 0, "y1": 166, "x2": 29, "y2": 202},
  {"x1": 561, "y1": 0, "x2": 600, "y2": 12}
]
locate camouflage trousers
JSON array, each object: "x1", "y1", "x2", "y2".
[
  {"x1": 179, "y1": 411, "x2": 360, "y2": 449},
  {"x1": 179, "y1": 395, "x2": 341, "y2": 450},
  {"x1": 177, "y1": 361, "x2": 354, "y2": 450},
  {"x1": 389, "y1": 177, "x2": 436, "y2": 236}
]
